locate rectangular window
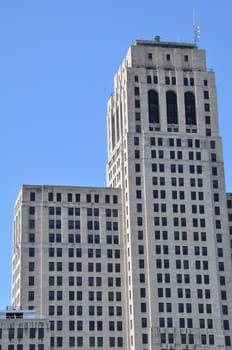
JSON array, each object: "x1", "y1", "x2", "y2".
[
  {"x1": 204, "y1": 91, "x2": 209, "y2": 99},
  {"x1": 48, "y1": 192, "x2": 53, "y2": 201},
  {"x1": 67, "y1": 193, "x2": 72, "y2": 202},
  {"x1": 204, "y1": 103, "x2": 210, "y2": 112},
  {"x1": 134, "y1": 87, "x2": 140, "y2": 95},
  {"x1": 135, "y1": 100, "x2": 140, "y2": 108},
  {"x1": 165, "y1": 76, "x2": 170, "y2": 84},
  {"x1": 172, "y1": 77, "x2": 176, "y2": 85}
]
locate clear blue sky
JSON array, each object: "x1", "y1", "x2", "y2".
[{"x1": 0, "y1": 1, "x2": 232, "y2": 309}]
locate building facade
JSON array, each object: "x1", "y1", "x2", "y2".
[
  {"x1": 10, "y1": 39, "x2": 232, "y2": 349},
  {"x1": 106, "y1": 39, "x2": 232, "y2": 349},
  {"x1": 12, "y1": 186, "x2": 127, "y2": 349}
]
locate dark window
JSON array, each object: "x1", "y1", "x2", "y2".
[
  {"x1": 172, "y1": 77, "x2": 176, "y2": 85},
  {"x1": 29, "y1": 233, "x2": 35, "y2": 242},
  {"x1": 28, "y1": 276, "x2": 34, "y2": 285},
  {"x1": 148, "y1": 90, "x2": 159, "y2": 123},
  {"x1": 30, "y1": 192, "x2": 36, "y2": 201},
  {"x1": 136, "y1": 125, "x2": 141, "y2": 133},
  {"x1": 225, "y1": 336, "x2": 231, "y2": 346},
  {"x1": 29, "y1": 248, "x2": 35, "y2": 257},
  {"x1": 142, "y1": 333, "x2": 148, "y2": 344},
  {"x1": 166, "y1": 91, "x2": 178, "y2": 124},
  {"x1": 184, "y1": 77, "x2": 188, "y2": 86},
  {"x1": 135, "y1": 164, "x2": 140, "y2": 172},
  {"x1": 134, "y1": 137, "x2": 139, "y2": 145},
  {"x1": 29, "y1": 219, "x2": 35, "y2": 229},
  {"x1": 29, "y1": 328, "x2": 36, "y2": 338},
  {"x1": 29, "y1": 206, "x2": 35, "y2": 215},
  {"x1": 147, "y1": 75, "x2": 152, "y2": 84},
  {"x1": 48, "y1": 192, "x2": 53, "y2": 201},
  {"x1": 209, "y1": 335, "x2": 214, "y2": 345},
  {"x1": 77, "y1": 337, "x2": 83, "y2": 346},
  {"x1": 17, "y1": 328, "x2": 23, "y2": 339},
  {"x1": 86, "y1": 194, "x2": 91, "y2": 203},
  {"x1": 185, "y1": 92, "x2": 196, "y2": 125},
  {"x1": 141, "y1": 303, "x2": 147, "y2": 313},
  {"x1": 134, "y1": 87, "x2": 140, "y2": 96},
  {"x1": 165, "y1": 76, "x2": 170, "y2": 84},
  {"x1": 135, "y1": 99, "x2": 140, "y2": 108},
  {"x1": 67, "y1": 193, "x2": 72, "y2": 202},
  {"x1": 223, "y1": 320, "x2": 230, "y2": 330},
  {"x1": 38, "y1": 328, "x2": 44, "y2": 339},
  {"x1": 204, "y1": 90, "x2": 209, "y2": 99},
  {"x1": 190, "y1": 78, "x2": 194, "y2": 86},
  {"x1": 75, "y1": 193, "x2": 80, "y2": 202}
]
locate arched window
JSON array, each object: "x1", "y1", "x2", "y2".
[
  {"x1": 185, "y1": 92, "x2": 196, "y2": 125},
  {"x1": 166, "y1": 91, "x2": 178, "y2": 124},
  {"x1": 148, "y1": 90, "x2": 159, "y2": 123}
]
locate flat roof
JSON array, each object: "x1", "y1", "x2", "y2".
[
  {"x1": 135, "y1": 39, "x2": 196, "y2": 50},
  {"x1": 0, "y1": 309, "x2": 36, "y2": 319}
]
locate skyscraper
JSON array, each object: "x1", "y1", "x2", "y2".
[
  {"x1": 10, "y1": 38, "x2": 232, "y2": 349},
  {"x1": 106, "y1": 38, "x2": 232, "y2": 349}
]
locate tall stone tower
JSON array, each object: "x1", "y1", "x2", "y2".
[{"x1": 107, "y1": 39, "x2": 232, "y2": 349}]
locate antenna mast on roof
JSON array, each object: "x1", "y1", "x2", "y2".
[{"x1": 193, "y1": 10, "x2": 200, "y2": 44}]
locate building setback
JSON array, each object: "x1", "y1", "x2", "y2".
[
  {"x1": 0, "y1": 309, "x2": 50, "y2": 349},
  {"x1": 9, "y1": 38, "x2": 232, "y2": 349}
]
